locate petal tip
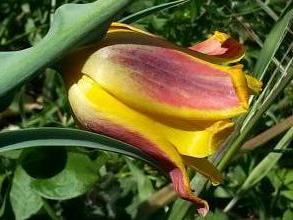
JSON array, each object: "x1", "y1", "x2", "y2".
[
  {"x1": 213, "y1": 31, "x2": 230, "y2": 43},
  {"x1": 197, "y1": 203, "x2": 209, "y2": 217},
  {"x1": 245, "y1": 74, "x2": 263, "y2": 94}
]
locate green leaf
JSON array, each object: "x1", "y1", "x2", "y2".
[
  {"x1": 126, "y1": 159, "x2": 154, "y2": 201},
  {"x1": 0, "y1": 128, "x2": 162, "y2": 173},
  {"x1": 167, "y1": 199, "x2": 190, "y2": 220},
  {"x1": 190, "y1": 0, "x2": 204, "y2": 22},
  {"x1": 239, "y1": 127, "x2": 293, "y2": 192},
  {"x1": 0, "y1": 0, "x2": 133, "y2": 99},
  {"x1": 253, "y1": 8, "x2": 293, "y2": 79},
  {"x1": 224, "y1": 127, "x2": 293, "y2": 212},
  {"x1": 283, "y1": 209, "x2": 293, "y2": 220},
  {"x1": 10, "y1": 167, "x2": 43, "y2": 220},
  {"x1": 281, "y1": 190, "x2": 293, "y2": 201},
  {"x1": 21, "y1": 147, "x2": 67, "y2": 179},
  {"x1": 125, "y1": 159, "x2": 154, "y2": 218},
  {"x1": 284, "y1": 170, "x2": 293, "y2": 189},
  {"x1": 31, "y1": 152, "x2": 98, "y2": 200},
  {"x1": 197, "y1": 209, "x2": 229, "y2": 220},
  {"x1": 213, "y1": 187, "x2": 232, "y2": 199},
  {"x1": 119, "y1": 0, "x2": 190, "y2": 24},
  {"x1": 0, "y1": 174, "x2": 8, "y2": 217}
]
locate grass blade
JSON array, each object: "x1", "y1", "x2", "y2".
[
  {"x1": 224, "y1": 127, "x2": 293, "y2": 212},
  {"x1": 167, "y1": 8, "x2": 293, "y2": 218},
  {"x1": 119, "y1": 0, "x2": 190, "y2": 24},
  {"x1": 253, "y1": 8, "x2": 293, "y2": 79}
]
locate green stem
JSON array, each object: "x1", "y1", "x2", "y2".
[
  {"x1": 189, "y1": 62, "x2": 293, "y2": 205},
  {"x1": 42, "y1": 198, "x2": 62, "y2": 220},
  {"x1": 217, "y1": 63, "x2": 293, "y2": 171}
]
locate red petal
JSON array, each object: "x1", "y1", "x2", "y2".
[{"x1": 189, "y1": 32, "x2": 245, "y2": 64}]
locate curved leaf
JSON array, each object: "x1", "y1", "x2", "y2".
[
  {"x1": 168, "y1": 8, "x2": 293, "y2": 218},
  {"x1": 31, "y1": 152, "x2": 100, "y2": 200},
  {"x1": 224, "y1": 127, "x2": 293, "y2": 212},
  {"x1": 0, "y1": 128, "x2": 162, "y2": 172},
  {"x1": 0, "y1": 0, "x2": 133, "y2": 99},
  {"x1": 119, "y1": 0, "x2": 190, "y2": 24},
  {"x1": 10, "y1": 167, "x2": 43, "y2": 220},
  {"x1": 253, "y1": 8, "x2": 293, "y2": 79}
]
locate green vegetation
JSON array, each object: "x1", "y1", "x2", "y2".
[{"x1": 0, "y1": 0, "x2": 292, "y2": 219}]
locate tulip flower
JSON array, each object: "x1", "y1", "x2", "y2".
[{"x1": 61, "y1": 22, "x2": 261, "y2": 216}]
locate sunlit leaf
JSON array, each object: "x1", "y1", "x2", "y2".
[
  {"x1": 224, "y1": 127, "x2": 293, "y2": 212},
  {"x1": 31, "y1": 152, "x2": 99, "y2": 200},
  {"x1": 0, "y1": 128, "x2": 162, "y2": 172},
  {"x1": 10, "y1": 167, "x2": 43, "y2": 220},
  {"x1": 253, "y1": 8, "x2": 293, "y2": 79},
  {"x1": 0, "y1": 0, "x2": 133, "y2": 100}
]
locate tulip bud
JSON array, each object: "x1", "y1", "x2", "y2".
[{"x1": 62, "y1": 22, "x2": 261, "y2": 216}]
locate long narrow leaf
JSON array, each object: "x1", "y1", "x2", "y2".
[
  {"x1": 0, "y1": 128, "x2": 162, "y2": 173},
  {"x1": 167, "y1": 8, "x2": 293, "y2": 218},
  {"x1": 224, "y1": 127, "x2": 293, "y2": 212},
  {"x1": 0, "y1": 0, "x2": 133, "y2": 100},
  {"x1": 119, "y1": 0, "x2": 190, "y2": 24},
  {"x1": 253, "y1": 8, "x2": 293, "y2": 79}
]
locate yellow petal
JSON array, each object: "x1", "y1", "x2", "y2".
[
  {"x1": 245, "y1": 74, "x2": 263, "y2": 94},
  {"x1": 167, "y1": 120, "x2": 234, "y2": 158},
  {"x1": 69, "y1": 75, "x2": 212, "y2": 215},
  {"x1": 182, "y1": 156, "x2": 223, "y2": 185},
  {"x1": 61, "y1": 22, "x2": 259, "y2": 216}
]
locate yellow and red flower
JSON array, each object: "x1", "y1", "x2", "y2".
[{"x1": 61, "y1": 23, "x2": 261, "y2": 216}]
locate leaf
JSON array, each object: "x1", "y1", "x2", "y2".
[
  {"x1": 125, "y1": 159, "x2": 154, "y2": 218},
  {"x1": 253, "y1": 8, "x2": 293, "y2": 79},
  {"x1": 267, "y1": 169, "x2": 285, "y2": 190},
  {"x1": 224, "y1": 127, "x2": 293, "y2": 212},
  {"x1": 197, "y1": 209, "x2": 229, "y2": 220},
  {"x1": 283, "y1": 209, "x2": 293, "y2": 220},
  {"x1": 126, "y1": 159, "x2": 154, "y2": 201},
  {"x1": 190, "y1": 0, "x2": 204, "y2": 22},
  {"x1": 31, "y1": 152, "x2": 99, "y2": 200},
  {"x1": 0, "y1": 0, "x2": 133, "y2": 99},
  {"x1": 21, "y1": 147, "x2": 68, "y2": 179},
  {"x1": 213, "y1": 187, "x2": 232, "y2": 198},
  {"x1": 167, "y1": 199, "x2": 190, "y2": 220},
  {"x1": 0, "y1": 174, "x2": 8, "y2": 217},
  {"x1": 119, "y1": 0, "x2": 190, "y2": 24},
  {"x1": 10, "y1": 167, "x2": 43, "y2": 220},
  {"x1": 167, "y1": 9, "x2": 293, "y2": 218},
  {"x1": 0, "y1": 128, "x2": 162, "y2": 173},
  {"x1": 281, "y1": 190, "x2": 293, "y2": 201},
  {"x1": 284, "y1": 170, "x2": 293, "y2": 189},
  {"x1": 238, "y1": 127, "x2": 293, "y2": 192}
]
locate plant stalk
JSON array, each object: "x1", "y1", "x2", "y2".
[{"x1": 42, "y1": 199, "x2": 62, "y2": 220}]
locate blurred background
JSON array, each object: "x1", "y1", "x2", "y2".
[{"x1": 0, "y1": 0, "x2": 292, "y2": 219}]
